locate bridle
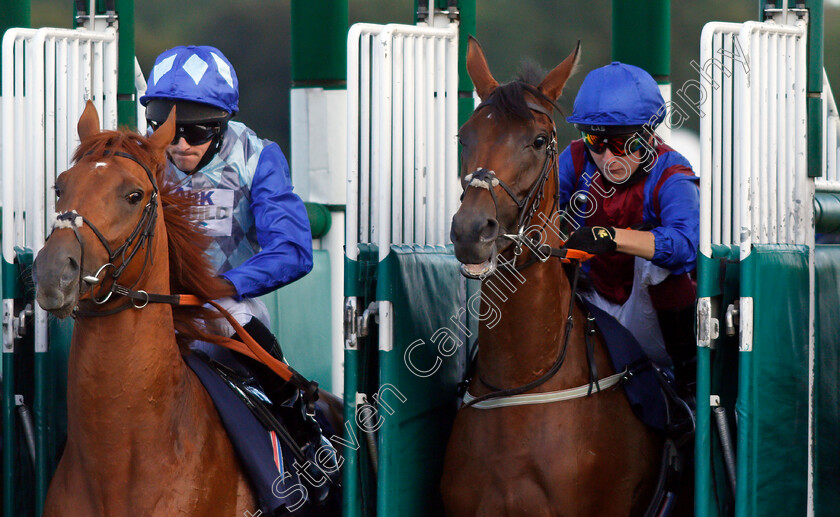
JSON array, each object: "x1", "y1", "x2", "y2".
[
  {"x1": 461, "y1": 100, "x2": 560, "y2": 258},
  {"x1": 459, "y1": 99, "x2": 607, "y2": 409},
  {"x1": 50, "y1": 150, "x2": 161, "y2": 315},
  {"x1": 46, "y1": 148, "x2": 324, "y2": 408}
]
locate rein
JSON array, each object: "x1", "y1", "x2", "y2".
[
  {"x1": 47, "y1": 150, "x2": 321, "y2": 409},
  {"x1": 462, "y1": 260, "x2": 582, "y2": 408}
]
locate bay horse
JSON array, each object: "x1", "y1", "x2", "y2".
[
  {"x1": 33, "y1": 102, "x2": 255, "y2": 516},
  {"x1": 442, "y1": 38, "x2": 665, "y2": 516}
]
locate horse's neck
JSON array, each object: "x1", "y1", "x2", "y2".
[
  {"x1": 69, "y1": 304, "x2": 186, "y2": 397},
  {"x1": 478, "y1": 258, "x2": 577, "y2": 387},
  {"x1": 477, "y1": 205, "x2": 596, "y2": 391}
]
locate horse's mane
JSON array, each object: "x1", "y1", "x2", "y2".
[
  {"x1": 482, "y1": 60, "x2": 564, "y2": 121},
  {"x1": 72, "y1": 130, "x2": 232, "y2": 351}
]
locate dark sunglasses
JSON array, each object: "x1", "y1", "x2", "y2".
[
  {"x1": 581, "y1": 131, "x2": 646, "y2": 157},
  {"x1": 148, "y1": 120, "x2": 221, "y2": 146}
]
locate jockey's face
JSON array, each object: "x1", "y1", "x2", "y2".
[
  {"x1": 587, "y1": 133, "x2": 656, "y2": 184},
  {"x1": 166, "y1": 137, "x2": 213, "y2": 174}
]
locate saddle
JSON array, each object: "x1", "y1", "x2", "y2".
[
  {"x1": 579, "y1": 297, "x2": 694, "y2": 517},
  {"x1": 185, "y1": 346, "x2": 341, "y2": 516}
]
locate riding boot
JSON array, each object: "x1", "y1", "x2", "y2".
[
  {"x1": 231, "y1": 317, "x2": 298, "y2": 407},
  {"x1": 656, "y1": 303, "x2": 697, "y2": 443},
  {"x1": 657, "y1": 304, "x2": 697, "y2": 400}
]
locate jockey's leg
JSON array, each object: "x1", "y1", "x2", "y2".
[
  {"x1": 231, "y1": 317, "x2": 298, "y2": 406},
  {"x1": 233, "y1": 316, "x2": 285, "y2": 361},
  {"x1": 657, "y1": 303, "x2": 696, "y2": 398}
]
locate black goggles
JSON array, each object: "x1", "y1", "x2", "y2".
[{"x1": 148, "y1": 120, "x2": 222, "y2": 146}]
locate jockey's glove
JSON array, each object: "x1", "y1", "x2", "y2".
[{"x1": 563, "y1": 226, "x2": 617, "y2": 255}]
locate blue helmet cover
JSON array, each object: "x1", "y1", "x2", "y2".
[
  {"x1": 140, "y1": 45, "x2": 239, "y2": 114},
  {"x1": 567, "y1": 62, "x2": 665, "y2": 128}
]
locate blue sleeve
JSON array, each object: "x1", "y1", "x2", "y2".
[
  {"x1": 556, "y1": 144, "x2": 578, "y2": 206},
  {"x1": 221, "y1": 143, "x2": 314, "y2": 299},
  {"x1": 650, "y1": 173, "x2": 700, "y2": 274}
]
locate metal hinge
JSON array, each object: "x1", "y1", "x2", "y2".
[
  {"x1": 738, "y1": 297, "x2": 754, "y2": 352},
  {"x1": 696, "y1": 297, "x2": 719, "y2": 348},
  {"x1": 2, "y1": 300, "x2": 14, "y2": 353},
  {"x1": 344, "y1": 297, "x2": 359, "y2": 350}
]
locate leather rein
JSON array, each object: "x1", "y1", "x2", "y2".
[
  {"x1": 459, "y1": 100, "x2": 605, "y2": 409},
  {"x1": 47, "y1": 151, "x2": 320, "y2": 404}
]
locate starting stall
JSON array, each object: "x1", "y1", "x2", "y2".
[
  {"x1": 696, "y1": 3, "x2": 839, "y2": 517},
  {"x1": 342, "y1": 8, "x2": 468, "y2": 516},
  {"x1": 2, "y1": 1, "x2": 840, "y2": 516}
]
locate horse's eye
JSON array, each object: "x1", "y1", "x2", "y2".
[
  {"x1": 127, "y1": 191, "x2": 143, "y2": 204},
  {"x1": 53, "y1": 186, "x2": 62, "y2": 199},
  {"x1": 533, "y1": 135, "x2": 547, "y2": 149}
]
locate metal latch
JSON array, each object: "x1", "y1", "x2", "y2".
[
  {"x1": 725, "y1": 300, "x2": 740, "y2": 337},
  {"x1": 358, "y1": 302, "x2": 379, "y2": 338},
  {"x1": 14, "y1": 303, "x2": 34, "y2": 339}
]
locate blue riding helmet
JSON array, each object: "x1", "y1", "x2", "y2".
[
  {"x1": 140, "y1": 45, "x2": 239, "y2": 119},
  {"x1": 567, "y1": 62, "x2": 665, "y2": 135}
]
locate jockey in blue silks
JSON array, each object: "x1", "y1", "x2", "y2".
[
  {"x1": 557, "y1": 62, "x2": 699, "y2": 395},
  {"x1": 140, "y1": 46, "x2": 312, "y2": 355},
  {"x1": 140, "y1": 46, "x2": 339, "y2": 514}
]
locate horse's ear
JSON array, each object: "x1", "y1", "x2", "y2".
[
  {"x1": 538, "y1": 41, "x2": 581, "y2": 102},
  {"x1": 466, "y1": 36, "x2": 499, "y2": 101},
  {"x1": 77, "y1": 100, "x2": 100, "y2": 141},
  {"x1": 147, "y1": 106, "x2": 176, "y2": 151}
]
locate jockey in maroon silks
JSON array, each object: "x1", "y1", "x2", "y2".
[{"x1": 558, "y1": 62, "x2": 699, "y2": 395}]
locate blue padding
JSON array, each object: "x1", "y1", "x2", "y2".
[
  {"x1": 184, "y1": 353, "x2": 308, "y2": 515},
  {"x1": 580, "y1": 298, "x2": 667, "y2": 431}
]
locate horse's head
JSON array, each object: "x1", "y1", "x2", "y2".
[
  {"x1": 33, "y1": 101, "x2": 176, "y2": 318},
  {"x1": 451, "y1": 37, "x2": 579, "y2": 278}
]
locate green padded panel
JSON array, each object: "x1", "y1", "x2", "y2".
[
  {"x1": 737, "y1": 245, "x2": 809, "y2": 517},
  {"x1": 40, "y1": 317, "x2": 73, "y2": 493},
  {"x1": 697, "y1": 252, "x2": 741, "y2": 517},
  {"x1": 710, "y1": 258, "x2": 740, "y2": 516},
  {"x1": 341, "y1": 245, "x2": 381, "y2": 517},
  {"x1": 261, "y1": 249, "x2": 333, "y2": 392},
  {"x1": 376, "y1": 245, "x2": 466, "y2": 517},
  {"x1": 814, "y1": 246, "x2": 840, "y2": 516}
]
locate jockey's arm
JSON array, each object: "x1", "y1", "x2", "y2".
[{"x1": 614, "y1": 228, "x2": 655, "y2": 260}]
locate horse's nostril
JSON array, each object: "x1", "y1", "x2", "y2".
[
  {"x1": 479, "y1": 219, "x2": 499, "y2": 242},
  {"x1": 59, "y1": 256, "x2": 79, "y2": 289}
]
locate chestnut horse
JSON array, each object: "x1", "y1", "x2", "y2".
[
  {"x1": 442, "y1": 38, "x2": 663, "y2": 516},
  {"x1": 32, "y1": 103, "x2": 255, "y2": 516}
]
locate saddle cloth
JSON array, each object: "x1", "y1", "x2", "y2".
[
  {"x1": 184, "y1": 351, "x2": 336, "y2": 515},
  {"x1": 579, "y1": 296, "x2": 668, "y2": 431}
]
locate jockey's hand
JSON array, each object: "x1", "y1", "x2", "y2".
[{"x1": 563, "y1": 226, "x2": 617, "y2": 255}]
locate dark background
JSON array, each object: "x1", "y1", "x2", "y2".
[{"x1": 31, "y1": 1, "x2": 840, "y2": 161}]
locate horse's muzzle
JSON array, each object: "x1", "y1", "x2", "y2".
[
  {"x1": 450, "y1": 210, "x2": 500, "y2": 278},
  {"x1": 33, "y1": 234, "x2": 82, "y2": 319}
]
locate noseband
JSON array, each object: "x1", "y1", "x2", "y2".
[
  {"x1": 50, "y1": 150, "x2": 159, "y2": 312},
  {"x1": 461, "y1": 101, "x2": 559, "y2": 256}
]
